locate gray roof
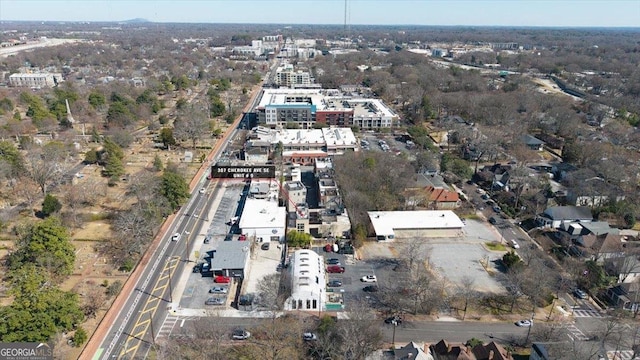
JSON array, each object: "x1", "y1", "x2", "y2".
[
  {"x1": 522, "y1": 134, "x2": 545, "y2": 146},
  {"x1": 580, "y1": 221, "x2": 618, "y2": 236},
  {"x1": 210, "y1": 241, "x2": 250, "y2": 270},
  {"x1": 543, "y1": 206, "x2": 593, "y2": 221}
]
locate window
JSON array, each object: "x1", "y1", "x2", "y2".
[
  {"x1": 312, "y1": 299, "x2": 317, "y2": 309},
  {"x1": 306, "y1": 300, "x2": 311, "y2": 309},
  {"x1": 298, "y1": 299, "x2": 303, "y2": 309},
  {"x1": 292, "y1": 299, "x2": 297, "y2": 309}
]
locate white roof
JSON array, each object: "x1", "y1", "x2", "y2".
[
  {"x1": 289, "y1": 249, "x2": 325, "y2": 299},
  {"x1": 321, "y1": 127, "x2": 357, "y2": 148},
  {"x1": 239, "y1": 198, "x2": 287, "y2": 229},
  {"x1": 368, "y1": 210, "x2": 464, "y2": 236}
]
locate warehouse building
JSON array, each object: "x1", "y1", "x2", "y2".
[{"x1": 368, "y1": 210, "x2": 465, "y2": 241}]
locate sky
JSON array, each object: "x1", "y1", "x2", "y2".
[{"x1": 0, "y1": 0, "x2": 639, "y2": 27}]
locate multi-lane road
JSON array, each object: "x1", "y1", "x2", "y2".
[{"x1": 82, "y1": 74, "x2": 265, "y2": 360}]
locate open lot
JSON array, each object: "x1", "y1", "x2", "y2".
[{"x1": 358, "y1": 218, "x2": 507, "y2": 294}]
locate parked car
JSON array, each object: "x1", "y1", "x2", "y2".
[
  {"x1": 238, "y1": 294, "x2": 254, "y2": 306},
  {"x1": 238, "y1": 234, "x2": 247, "y2": 241},
  {"x1": 199, "y1": 188, "x2": 206, "y2": 194},
  {"x1": 574, "y1": 289, "x2": 588, "y2": 299},
  {"x1": 361, "y1": 275, "x2": 377, "y2": 283},
  {"x1": 171, "y1": 232, "x2": 181, "y2": 241},
  {"x1": 214, "y1": 275, "x2": 231, "y2": 283},
  {"x1": 492, "y1": 205, "x2": 502, "y2": 212},
  {"x1": 326, "y1": 258, "x2": 341, "y2": 265},
  {"x1": 481, "y1": 194, "x2": 489, "y2": 200},
  {"x1": 515, "y1": 320, "x2": 532, "y2": 327},
  {"x1": 303, "y1": 332, "x2": 318, "y2": 341},
  {"x1": 326, "y1": 265, "x2": 345, "y2": 273},
  {"x1": 510, "y1": 239, "x2": 520, "y2": 249},
  {"x1": 363, "y1": 285, "x2": 379, "y2": 292},
  {"x1": 205, "y1": 297, "x2": 224, "y2": 305},
  {"x1": 209, "y1": 286, "x2": 228, "y2": 294},
  {"x1": 324, "y1": 244, "x2": 333, "y2": 252},
  {"x1": 327, "y1": 279, "x2": 342, "y2": 287},
  {"x1": 384, "y1": 315, "x2": 402, "y2": 325},
  {"x1": 192, "y1": 264, "x2": 202, "y2": 273},
  {"x1": 261, "y1": 242, "x2": 270, "y2": 250},
  {"x1": 231, "y1": 329, "x2": 251, "y2": 340},
  {"x1": 489, "y1": 217, "x2": 498, "y2": 225},
  {"x1": 204, "y1": 235, "x2": 211, "y2": 244}
]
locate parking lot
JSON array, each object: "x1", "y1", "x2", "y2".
[{"x1": 357, "y1": 218, "x2": 507, "y2": 295}]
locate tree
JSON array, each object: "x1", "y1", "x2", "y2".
[
  {"x1": 41, "y1": 193, "x2": 62, "y2": 217},
  {"x1": 103, "y1": 155, "x2": 125, "y2": 180},
  {"x1": 71, "y1": 327, "x2": 87, "y2": 347},
  {"x1": 159, "y1": 127, "x2": 176, "y2": 149},
  {"x1": 83, "y1": 148, "x2": 99, "y2": 164},
  {"x1": 233, "y1": 316, "x2": 305, "y2": 360},
  {"x1": 88, "y1": 91, "x2": 106, "y2": 110},
  {"x1": 8, "y1": 216, "x2": 76, "y2": 280},
  {"x1": 0, "y1": 140, "x2": 25, "y2": 178},
  {"x1": 25, "y1": 142, "x2": 71, "y2": 195},
  {"x1": 256, "y1": 273, "x2": 291, "y2": 312},
  {"x1": 286, "y1": 230, "x2": 312, "y2": 248},
  {"x1": 502, "y1": 251, "x2": 522, "y2": 270},
  {"x1": 160, "y1": 169, "x2": 190, "y2": 211},
  {"x1": 173, "y1": 104, "x2": 209, "y2": 149},
  {"x1": 153, "y1": 154, "x2": 164, "y2": 171},
  {"x1": 457, "y1": 276, "x2": 476, "y2": 320}
]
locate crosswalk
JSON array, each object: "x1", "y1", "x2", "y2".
[
  {"x1": 157, "y1": 314, "x2": 196, "y2": 339},
  {"x1": 572, "y1": 308, "x2": 605, "y2": 318},
  {"x1": 565, "y1": 324, "x2": 589, "y2": 341},
  {"x1": 607, "y1": 350, "x2": 640, "y2": 360}
]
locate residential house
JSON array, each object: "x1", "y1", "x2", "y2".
[
  {"x1": 471, "y1": 342, "x2": 513, "y2": 360},
  {"x1": 430, "y1": 340, "x2": 475, "y2": 360},
  {"x1": 571, "y1": 233, "x2": 625, "y2": 262},
  {"x1": 566, "y1": 176, "x2": 626, "y2": 208},
  {"x1": 394, "y1": 342, "x2": 434, "y2": 360},
  {"x1": 522, "y1": 134, "x2": 545, "y2": 151},
  {"x1": 606, "y1": 282, "x2": 640, "y2": 312},
  {"x1": 605, "y1": 255, "x2": 640, "y2": 284},
  {"x1": 535, "y1": 206, "x2": 593, "y2": 229}
]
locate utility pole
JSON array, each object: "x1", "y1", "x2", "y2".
[{"x1": 525, "y1": 312, "x2": 535, "y2": 344}]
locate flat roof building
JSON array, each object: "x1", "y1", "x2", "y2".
[
  {"x1": 239, "y1": 198, "x2": 287, "y2": 243},
  {"x1": 209, "y1": 241, "x2": 251, "y2": 278},
  {"x1": 284, "y1": 249, "x2": 326, "y2": 312},
  {"x1": 368, "y1": 210, "x2": 464, "y2": 241},
  {"x1": 9, "y1": 72, "x2": 63, "y2": 88}
]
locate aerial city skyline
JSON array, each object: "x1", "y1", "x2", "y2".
[{"x1": 1, "y1": 0, "x2": 639, "y2": 27}]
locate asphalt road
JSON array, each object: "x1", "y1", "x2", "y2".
[{"x1": 90, "y1": 74, "x2": 267, "y2": 360}]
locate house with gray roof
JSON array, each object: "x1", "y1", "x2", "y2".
[
  {"x1": 209, "y1": 241, "x2": 251, "y2": 278},
  {"x1": 536, "y1": 206, "x2": 593, "y2": 229},
  {"x1": 522, "y1": 134, "x2": 545, "y2": 151}
]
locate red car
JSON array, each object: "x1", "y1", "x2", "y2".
[
  {"x1": 214, "y1": 276, "x2": 231, "y2": 283},
  {"x1": 324, "y1": 244, "x2": 333, "y2": 252},
  {"x1": 238, "y1": 234, "x2": 247, "y2": 241},
  {"x1": 326, "y1": 265, "x2": 345, "y2": 273}
]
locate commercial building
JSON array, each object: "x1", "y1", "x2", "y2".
[
  {"x1": 209, "y1": 241, "x2": 251, "y2": 279},
  {"x1": 239, "y1": 198, "x2": 287, "y2": 243},
  {"x1": 284, "y1": 249, "x2": 326, "y2": 312},
  {"x1": 275, "y1": 63, "x2": 312, "y2": 88},
  {"x1": 9, "y1": 72, "x2": 63, "y2": 87},
  {"x1": 255, "y1": 88, "x2": 397, "y2": 129},
  {"x1": 368, "y1": 210, "x2": 465, "y2": 241}
]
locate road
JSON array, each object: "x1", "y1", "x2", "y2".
[
  {"x1": 0, "y1": 38, "x2": 81, "y2": 58},
  {"x1": 83, "y1": 75, "x2": 266, "y2": 360}
]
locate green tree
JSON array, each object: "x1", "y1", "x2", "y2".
[
  {"x1": 175, "y1": 98, "x2": 188, "y2": 110},
  {"x1": 286, "y1": 230, "x2": 312, "y2": 248},
  {"x1": 72, "y1": 327, "x2": 88, "y2": 347},
  {"x1": 160, "y1": 169, "x2": 190, "y2": 211},
  {"x1": 153, "y1": 154, "x2": 164, "y2": 171},
  {"x1": 88, "y1": 91, "x2": 106, "y2": 109},
  {"x1": 0, "y1": 97, "x2": 14, "y2": 112},
  {"x1": 8, "y1": 217, "x2": 76, "y2": 279},
  {"x1": 103, "y1": 155, "x2": 125, "y2": 179},
  {"x1": 0, "y1": 140, "x2": 26, "y2": 178},
  {"x1": 102, "y1": 137, "x2": 124, "y2": 161},
  {"x1": 209, "y1": 97, "x2": 225, "y2": 117},
  {"x1": 41, "y1": 194, "x2": 62, "y2": 217},
  {"x1": 502, "y1": 251, "x2": 522, "y2": 270},
  {"x1": 106, "y1": 101, "x2": 135, "y2": 128},
  {"x1": 84, "y1": 148, "x2": 99, "y2": 164},
  {"x1": 159, "y1": 127, "x2": 176, "y2": 149}
]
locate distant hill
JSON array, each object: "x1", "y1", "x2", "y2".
[{"x1": 121, "y1": 18, "x2": 151, "y2": 24}]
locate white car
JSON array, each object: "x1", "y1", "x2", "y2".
[
  {"x1": 209, "y1": 286, "x2": 228, "y2": 294},
  {"x1": 515, "y1": 320, "x2": 532, "y2": 327},
  {"x1": 171, "y1": 233, "x2": 181, "y2": 241},
  {"x1": 199, "y1": 188, "x2": 206, "y2": 194},
  {"x1": 510, "y1": 239, "x2": 520, "y2": 249},
  {"x1": 361, "y1": 275, "x2": 377, "y2": 283}
]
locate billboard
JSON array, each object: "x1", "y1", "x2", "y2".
[{"x1": 211, "y1": 165, "x2": 276, "y2": 179}]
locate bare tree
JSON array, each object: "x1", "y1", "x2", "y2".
[
  {"x1": 173, "y1": 104, "x2": 210, "y2": 149},
  {"x1": 25, "y1": 142, "x2": 74, "y2": 195},
  {"x1": 457, "y1": 276, "x2": 476, "y2": 320},
  {"x1": 234, "y1": 315, "x2": 305, "y2": 360}
]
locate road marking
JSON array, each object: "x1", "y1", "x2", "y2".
[
  {"x1": 119, "y1": 256, "x2": 179, "y2": 359},
  {"x1": 607, "y1": 350, "x2": 640, "y2": 360}
]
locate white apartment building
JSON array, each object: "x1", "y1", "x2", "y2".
[
  {"x1": 9, "y1": 72, "x2": 63, "y2": 87},
  {"x1": 284, "y1": 249, "x2": 326, "y2": 312}
]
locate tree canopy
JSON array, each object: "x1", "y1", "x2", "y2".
[{"x1": 160, "y1": 168, "x2": 190, "y2": 211}]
